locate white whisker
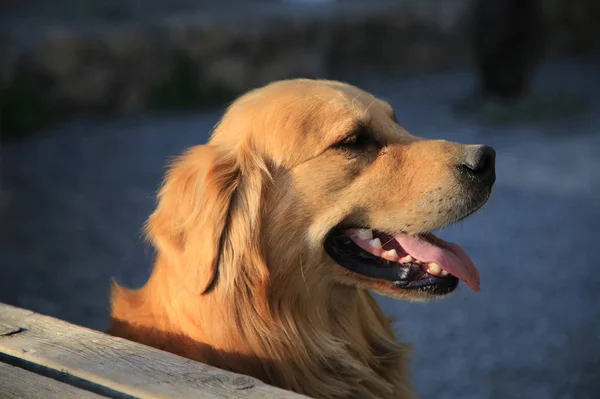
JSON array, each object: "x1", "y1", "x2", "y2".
[
  {"x1": 300, "y1": 260, "x2": 311, "y2": 298},
  {"x1": 364, "y1": 98, "x2": 377, "y2": 115},
  {"x1": 382, "y1": 237, "x2": 396, "y2": 247},
  {"x1": 351, "y1": 92, "x2": 361, "y2": 107}
]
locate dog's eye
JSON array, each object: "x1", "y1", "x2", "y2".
[
  {"x1": 333, "y1": 128, "x2": 379, "y2": 151},
  {"x1": 339, "y1": 133, "x2": 369, "y2": 147}
]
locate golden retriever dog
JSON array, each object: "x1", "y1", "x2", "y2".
[{"x1": 108, "y1": 79, "x2": 496, "y2": 399}]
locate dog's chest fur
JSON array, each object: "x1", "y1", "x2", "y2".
[{"x1": 109, "y1": 285, "x2": 416, "y2": 399}]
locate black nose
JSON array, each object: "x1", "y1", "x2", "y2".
[{"x1": 460, "y1": 145, "x2": 496, "y2": 185}]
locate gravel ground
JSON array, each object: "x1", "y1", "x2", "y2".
[{"x1": 2, "y1": 59, "x2": 599, "y2": 399}]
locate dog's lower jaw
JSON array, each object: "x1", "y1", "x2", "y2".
[{"x1": 109, "y1": 272, "x2": 417, "y2": 399}]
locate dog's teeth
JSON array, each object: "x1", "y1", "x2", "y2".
[
  {"x1": 369, "y1": 238, "x2": 382, "y2": 248},
  {"x1": 356, "y1": 229, "x2": 373, "y2": 240},
  {"x1": 440, "y1": 269, "x2": 449, "y2": 276},
  {"x1": 399, "y1": 255, "x2": 414, "y2": 263},
  {"x1": 427, "y1": 262, "x2": 441, "y2": 275},
  {"x1": 382, "y1": 249, "x2": 399, "y2": 261}
]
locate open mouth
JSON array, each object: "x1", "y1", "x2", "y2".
[{"x1": 324, "y1": 228, "x2": 480, "y2": 295}]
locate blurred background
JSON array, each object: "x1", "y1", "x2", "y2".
[{"x1": 1, "y1": 0, "x2": 599, "y2": 398}]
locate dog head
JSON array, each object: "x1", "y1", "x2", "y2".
[{"x1": 147, "y1": 79, "x2": 495, "y2": 304}]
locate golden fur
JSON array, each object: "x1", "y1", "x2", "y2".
[{"x1": 109, "y1": 79, "x2": 489, "y2": 398}]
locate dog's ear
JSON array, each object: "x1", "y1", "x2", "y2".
[
  {"x1": 146, "y1": 145, "x2": 241, "y2": 295},
  {"x1": 146, "y1": 144, "x2": 271, "y2": 296}
]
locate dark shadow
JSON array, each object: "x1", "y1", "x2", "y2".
[{"x1": 106, "y1": 318, "x2": 286, "y2": 390}]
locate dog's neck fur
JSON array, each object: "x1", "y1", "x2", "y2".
[{"x1": 109, "y1": 255, "x2": 416, "y2": 399}]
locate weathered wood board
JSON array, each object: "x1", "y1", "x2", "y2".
[
  {"x1": 0, "y1": 362, "x2": 105, "y2": 399},
  {"x1": 0, "y1": 303, "x2": 309, "y2": 399}
]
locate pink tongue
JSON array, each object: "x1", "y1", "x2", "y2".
[{"x1": 394, "y1": 234, "x2": 481, "y2": 292}]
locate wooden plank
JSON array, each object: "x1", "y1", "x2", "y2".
[
  {"x1": 0, "y1": 303, "x2": 309, "y2": 399},
  {"x1": 0, "y1": 362, "x2": 106, "y2": 399}
]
